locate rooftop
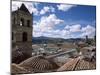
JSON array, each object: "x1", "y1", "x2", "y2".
[
  {"x1": 18, "y1": 55, "x2": 59, "y2": 73},
  {"x1": 57, "y1": 57, "x2": 96, "y2": 72}
]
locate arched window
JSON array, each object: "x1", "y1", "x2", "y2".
[
  {"x1": 22, "y1": 32, "x2": 27, "y2": 42},
  {"x1": 27, "y1": 20, "x2": 30, "y2": 27},
  {"x1": 20, "y1": 18, "x2": 24, "y2": 26}
]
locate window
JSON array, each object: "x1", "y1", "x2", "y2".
[
  {"x1": 27, "y1": 20, "x2": 30, "y2": 27},
  {"x1": 20, "y1": 18, "x2": 24, "y2": 26},
  {"x1": 22, "y1": 32, "x2": 27, "y2": 42}
]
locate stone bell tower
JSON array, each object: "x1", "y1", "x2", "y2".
[{"x1": 12, "y1": 4, "x2": 33, "y2": 57}]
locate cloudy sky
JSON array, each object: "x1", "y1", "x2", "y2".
[{"x1": 12, "y1": 1, "x2": 96, "y2": 39}]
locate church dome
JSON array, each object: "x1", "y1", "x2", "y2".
[{"x1": 19, "y1": 55, "x2": 59, "y2": 73}]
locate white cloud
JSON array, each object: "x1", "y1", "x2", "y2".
[
  {"x1": 33, "y1": 22, "x2": 95, "y2": 38},
  {"x1": 81, "y1": 25, "x2": 95, "y2": 38},
  {"x1": 64, "y1": 24, "x2": 95, "y2": 38},
  {"x1": 40, "y1": 6, "x2": 55, "y2": 15},
  {"x1": 61, "y1": 30, "x2": 70, "y2": 38},
  {"x1": 40, "y1": 6, "x2": 50, "y2": 15},
  {"x1": 33, "y1": 19, "x2": 95, "y2": 39},
  {"x1": 33, "y1": 14, "x2": 64, "y2": 37},
  {"x1": 33, "y1": 2, "x2": 40, "y2": 7},
  {"x1": 50, "y1": 6, "x2": 55, "y2": 12},
  {"x1": 12, "y1": 1, "x2": 39, "y2": 15},
  {"x1": 82, "y1": 25, "x2": 95, "y2": 32},
  {"x1": 70, "y1": 24, "x2": 81, "y2": 32},
  {"x1": 38, "y1": 14, "x2": 64, "y2": 32},
  {"x1": 40, "y1": 10, "x2": 45, "y2": 15},
  {"x1": 57, "y1": 4, "x2": 76, "y2": 11},
  {"x1": 64, "y1": 24, "x2": 81, "y2": 32},
  {"x1": 12, "y1": 1, "x2": 22, "y2": 11}
]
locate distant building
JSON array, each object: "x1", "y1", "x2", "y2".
[
  {"x1": 12, "y1": 4, "x2": 33, "y2": 57},
  {"x1": 86, "y1": 35, "x2": 88, "y2": 42},
  {"x1": 77, "y1": 41, "x2": 86, "y2": 48}
]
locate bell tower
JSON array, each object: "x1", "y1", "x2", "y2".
[{"x1": 12, "y1": 4, "x2": 33, "y2": 57}]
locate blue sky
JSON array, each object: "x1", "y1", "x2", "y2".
[{"x1": 12, "y1": 1, "x2": 96, "y2": 39}]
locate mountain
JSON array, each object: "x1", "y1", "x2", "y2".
[
  {"x1": 32, "y1": 36, "x2": 62, "y2": 44},
  {"x1": 32, "y1": 36, "x2": 85, "y2": 44}
]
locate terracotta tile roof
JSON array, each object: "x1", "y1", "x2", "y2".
[
  {"x1": 11, "y1": 63, "x2": 29, "y2": 74},
  {"x1": 74, "y1": 59, "x2": 96, "y2": 70},
  {"x1": 57, "y1": 57, "x2": 79, "y2": 71},
  {"x1": 19, "y1": 55, "x2": 59, "y2": 73},
  {"x1": 57, "y1": 57, "x2": 96, "y2": 72}
]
